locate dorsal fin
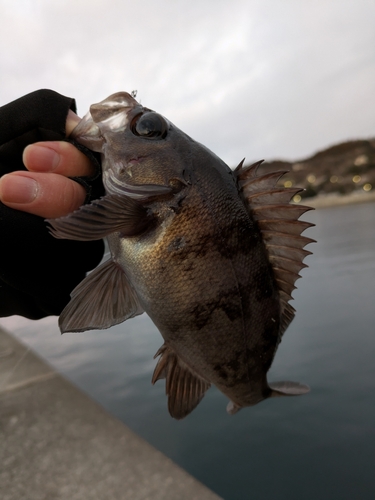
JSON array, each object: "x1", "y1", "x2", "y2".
[
  {"x1": 235, "y1": 160, "x2": 315, "y2": 335},
  {"x1": 152, "y1": 344, "x2": 211, "y2": 420}
]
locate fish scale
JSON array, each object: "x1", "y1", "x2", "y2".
[{"x1": 48, "y1": 92, "x2": 313, "y2": 419}]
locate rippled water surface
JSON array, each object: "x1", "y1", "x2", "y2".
[{"x1": 2, "y1": 202, "x2": 375, "y2": 500}]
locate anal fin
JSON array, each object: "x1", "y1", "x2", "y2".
[
  {"x1": 152, "y1": 344, "x2": 211, "y2": 420},
  {"x1": 59, "y1": 259, "x2": 143, "y2": 333}
]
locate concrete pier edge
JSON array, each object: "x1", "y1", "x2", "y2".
[{"x1": 0, "y1": 326, "x2": 222, "y2": 500}]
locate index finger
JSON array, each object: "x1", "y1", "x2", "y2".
[
  {"x1": 23, "y1": 141, "x2": 95, "y2": 178},
  {"x1": 66, "y1": 109, "x2": 81, "y2": 136}
]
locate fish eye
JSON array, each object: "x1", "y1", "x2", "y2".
[{"x1": 131, "y1": 112, "x2": 168, "y2": 139}]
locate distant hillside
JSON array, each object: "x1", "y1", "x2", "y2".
[{"x1": 244, "y1": 138, "x2": 375, "y2": 202}]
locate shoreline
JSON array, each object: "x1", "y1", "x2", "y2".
[
  {"x1": 0, "y1": 326, "x2": 222, "y2": 500},
  {"x1": 298, "y1": 191, "x2": 375, "y2": 209}
]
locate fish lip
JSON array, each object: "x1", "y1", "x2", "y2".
[
  {"x1": 127, "y1": 155, "x2": 147, "y2": 166},
  {"x1": 103, "y1": 168, "x2": 172, "y2": 199},
  {"x1": 109, "y1": 157, "x2": 148, "y2": 177}
]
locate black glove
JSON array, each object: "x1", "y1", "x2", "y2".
[{"x1": 0, "y1": 89, "x2": 105, "y2": 319}]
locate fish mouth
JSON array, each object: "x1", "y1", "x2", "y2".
[
  {"x1": 127, "y1": 156, "x2": 147, "y2": 167},
  {"x1": 90, "y1": 92, "x2": 140, "y2": 132},
  {"x1": 103, "y1": 167, "x2": 172, "y2": 200}
]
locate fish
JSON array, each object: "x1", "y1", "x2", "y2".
[{"x1": 48, "y1": 92, "x2": 314, "y2": 419}]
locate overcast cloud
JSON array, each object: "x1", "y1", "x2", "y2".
[{"x1": 1, "y1": 0, "x2": 374, "y2": 166}]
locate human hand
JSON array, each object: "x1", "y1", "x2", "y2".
[
  {"x1": 0, "y1": 89, "x2": 104, "y2": 320},
  {"x1": 0, "y1": 110, "x2": 95, "y2": 219}
]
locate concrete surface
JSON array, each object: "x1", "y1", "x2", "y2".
[{"x1": 0, "y1": 326, "x2": 222, "y2": 500}]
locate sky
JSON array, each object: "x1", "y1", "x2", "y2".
[{"x1": 1, "y1": 0, "x2": 375, "y2": 167}]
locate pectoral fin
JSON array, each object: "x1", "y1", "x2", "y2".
[
  {"x1": 47, "y1": 194, "x2": 151, "y2": 241},
  {"x1": 152, "y1": 344, "x2": 211, "y2": 420},
  {"x1": 59, "y1": 259, "x2": 143, "y2": 333},
  {"x1": 269, "y1": 381, "x2": 310, "y2": 397}
]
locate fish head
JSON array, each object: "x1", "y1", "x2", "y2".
[{"x1": 70, "y1": 91, "x2": 213, "y2": 199}]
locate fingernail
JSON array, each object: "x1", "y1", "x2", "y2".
[
  {"x1": 24, "y1": 144, "x2": 60, "y2": 171},
  {"x1": 0, "y1": 175, "x2": 39, "y2": 204}
]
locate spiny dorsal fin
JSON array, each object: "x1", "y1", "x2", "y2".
[
  {"x1": 152, "y1": 344, "x2": 211, "y2": 420},
  {"x1": 235, "y1": 160, "x2": 315, "y2": 335}
]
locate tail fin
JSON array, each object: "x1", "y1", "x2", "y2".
[{"x1": 269, "y1": 381, "x2": 310, "y2": 397}]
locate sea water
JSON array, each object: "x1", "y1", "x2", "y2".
[{"x1": 2, "y1": 202, "x2": 375, "y2": 500}]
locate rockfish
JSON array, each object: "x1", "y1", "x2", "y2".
[{"x1": 49, "y1": 92, "x2": 314, "y2": 419}]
